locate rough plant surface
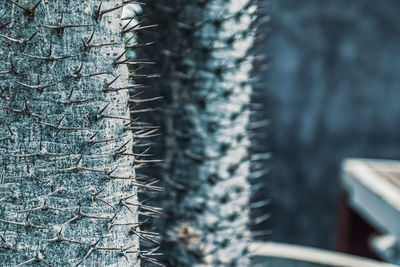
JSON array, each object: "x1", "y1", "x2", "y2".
[
  {"x1": 139, "y1": 0, "x2": 257, "y2": 266},
  {"x1": 0, "y1": 1, "x2": 143, "y2": 266}
]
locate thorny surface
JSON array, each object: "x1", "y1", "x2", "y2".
[
  {"x1": 0, "y1": 1, "x2": 157, "y2": 266},
  {"x1": 138, "y1": 0, "x2": 258, "y2": 266}
]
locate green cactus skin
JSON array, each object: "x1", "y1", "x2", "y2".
[
  {"x1": 137, "y1": 0, "x2": 258, "y2": 266},
  {"x1": 0, "y1": 1, "x2": 149, "y2": 266}
]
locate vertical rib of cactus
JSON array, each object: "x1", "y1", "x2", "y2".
[
  {"x1": 0, "y1": 1, "x2": 140, "y2": 266},
  {"x1": 140, "y1": 0, "x2": 257, "y2": 266}
]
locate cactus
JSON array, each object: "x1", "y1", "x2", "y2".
[
  {"x1": 137, "y1": 0, "x2": 258, "y2": 266},
  {"x1": 0, "y1": 1, "x2": 154, "y2": 266},
  {"x1": 248, "y1": 0, "x2": 272, "y2": 242}
]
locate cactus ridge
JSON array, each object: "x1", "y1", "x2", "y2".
[
  {"x1": 137, "y1": 0, "x2": 261, "y2": 266},
  {"x1": 0, "y1": 1, "x2": 160, "y2": 266}
]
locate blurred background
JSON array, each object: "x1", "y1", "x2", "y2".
[{"x1": 254, "y1": 0, "x2": 400, "y2": 253}]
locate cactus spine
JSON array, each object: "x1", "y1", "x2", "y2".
[
  {"x1": 0, "y1": 1, "x2": 146, "y2": 266},
  {"x1": 138, "y1": 0, "x2": 258, "y2": 266}
]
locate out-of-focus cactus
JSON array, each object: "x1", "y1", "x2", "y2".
[{"x1": 136, "y1": 0, "x2": 259, "y2": 266}]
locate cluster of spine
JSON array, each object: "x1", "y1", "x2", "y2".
[
  {"x1": 137, "y1": 0, "x2": 259, "y2": 266},
  {"x1": 248, "y1": 1, "x2": 272, "y2": 241},
  {"x1": 0, "y1": 1, "x2": 159, "y2": 266},
  {"x1": 122, "y1": 3, "x2": 164, "y2": 267}
]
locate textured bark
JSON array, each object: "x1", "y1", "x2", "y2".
[
  {"x1": 138, "y1": 1, "x2": 257, "y2": 266},
  {"x1": 0, "y1": 1, "x2": 141, "y2": 266}
]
